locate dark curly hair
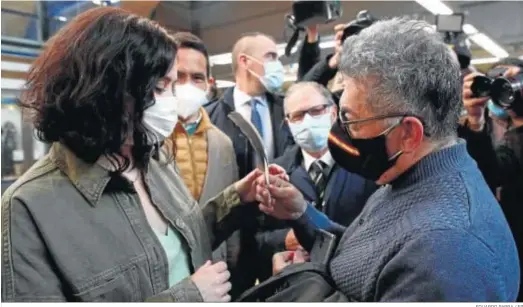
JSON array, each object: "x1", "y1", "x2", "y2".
[{"x1": 20, "y1": 7, "x2": 177, "y2": 170}]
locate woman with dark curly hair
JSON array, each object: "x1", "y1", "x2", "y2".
[{"x1": 1, "y1": 7, "x2": 277, "y2": 302}]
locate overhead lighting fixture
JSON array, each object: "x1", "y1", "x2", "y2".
[
  {"x1": 462, "y1": 24, "x2": 509, "y2": 58},
  {"x1": 470, "y1": 57, "x2": 500, "y2": 65},
  {"x1": 57, "y1": 16, "x2": 67, "y2": 22},
  {"x1": 92, "y1": 0, "x2": 120, "y2": 6},
  {"x1": 415, "y1": 0, "x2": 453, "y2": 15}
]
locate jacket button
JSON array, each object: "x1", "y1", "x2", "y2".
[{"x1": 358, "y1": 218, "x2": 364, "y2": 226}]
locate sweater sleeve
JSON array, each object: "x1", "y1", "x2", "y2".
[
  {"x1": 289, "y1": 203, "x2": 346, "y2": 251},
  {"x1": 297, "y1": 39, "x2": 321, "y2": 81},
  {"x1": 301, "y1": 54, "x2": 338, "y2": 86},
  {"x1": 376, "y1": 229, "x2": 514, "y2": 302}
]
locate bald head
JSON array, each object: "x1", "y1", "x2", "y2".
[{"x1": 231, "y1": 32, "x2": 278, "y2": 74}]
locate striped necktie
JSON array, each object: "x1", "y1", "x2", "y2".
[{"x1": 309, "y1": 160, "x2": 328, "y2": 211}]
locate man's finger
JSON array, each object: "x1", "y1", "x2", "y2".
[
  {"x1": 465, "y1": 97, "x2": 489, "y2": 107},
  {"x1": 463, "y1": 72, "x2": 483, "y2": 82},
  {"x1": 503, "y1": 66, "x2": 521, "y2": 78},
  {"x1": 268, "y1": 182, "x2": 295, "y2": 199},
  {"x1": 463, "y1": 88, "x2": 473, "y2": 99},
  {"x1": 259, "y1": 203, "x2": 274, "y2": 215},
  {"x1": 268, "y1": 164, "x2": 286, "y2": 176},
  {"x1": 334, "y1": 24, "x2": 346, "y2": 32}
]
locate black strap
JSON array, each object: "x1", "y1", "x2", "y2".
[{"x1": 236, "y1": 262, "x2": 330, "y2": 302}]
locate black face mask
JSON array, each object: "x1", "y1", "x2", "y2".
[{"x1": 328, "y1": 120, "x2": 402, "y2": 181}]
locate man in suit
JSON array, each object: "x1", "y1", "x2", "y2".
[
  {"x1": 205, "y1": 32, "x2": 294, "y2": 298},
  {"x1": 164, "y1": 32, "x2": 239, "y2": 266},
  {"x1": 256, "y1": 82, "x2": 378, "y2": 280}
]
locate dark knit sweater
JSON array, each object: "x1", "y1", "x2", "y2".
[{"x1": 292, "y1": 142, "x2": 520, "y2": 301}]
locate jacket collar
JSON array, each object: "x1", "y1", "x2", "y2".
[
  {"x1": 222, "y1": 86, "x2": 284, "y2": 114},
  {"x1": 275, "y1": 145, "x2": 303, "y2": 173},
  {"x1": 173, "y1": 107, "x2": 214, "y2": 136},
  {"x1": 49, "y1": 143, "x2": 112, "y2": 207}
]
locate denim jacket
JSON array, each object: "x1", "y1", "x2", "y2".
[{"x1": 1, "y1": 142, "x2": 243, "y2": 302}]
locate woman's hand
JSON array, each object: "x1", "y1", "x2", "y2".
[
  {"x1": 191, "y1": 261, "x2": 232, "y2": 302},
  {"x1": 235, "y1": 164, "x2": 289, "y2": 203},
  {"x1": 255, "y1": 175, "x2": 307, "y2": 220}
]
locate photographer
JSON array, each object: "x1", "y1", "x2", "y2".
[{"x1": 459, "y1": 58, "x2": 523, "y2": 301}]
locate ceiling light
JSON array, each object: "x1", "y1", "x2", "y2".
[
  {"x1": 470, "y1": 57, "x2": 500, "y2": 65},
  {"x1": 92, "y1": 0, "x2": 120, "y2": 6},
  {"x1": 463, "y1": 24, "x2": 509, "y2": 58},
  {"x1": 415, "y1": 0, "x2": 453, "y2": 15},
  {"x1": 57, "y1": 16, "x2": 67, "y2": 22}
]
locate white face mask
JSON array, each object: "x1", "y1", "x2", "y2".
[
  {"x1": 142, "y1": 96, "x2": 178, "y2": 144},
  {"x1": 175, "y1": 83, "x2": 209, "y2": 120}
]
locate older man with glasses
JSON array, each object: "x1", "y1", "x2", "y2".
[
  {"x1": 254, "y1": 82, "x2": 377, "y2": 282},
  {"x1": 256, "y1": 18, "x2": 519, "y2": 301}
]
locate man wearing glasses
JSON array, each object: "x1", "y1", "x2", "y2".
[
  {"x1": 254, "y1": 82, "x2": 377, "y2": 281},
  {"x1": 256, "y1": 18, "x2": 519, "y2": 301}
]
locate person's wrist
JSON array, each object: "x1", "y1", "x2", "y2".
[
  {"x1": 328, "y1": 54, "x2": 339, "y2": 69},
  {"x1": 466, "y1": 115, "x2": 485, "y2": 132},
  {"x1": 307, "y1": 32, "x2": 319, "y2": 43}
]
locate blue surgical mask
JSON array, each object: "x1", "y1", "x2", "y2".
[
  {"x1": 246, "y1": 55, "x2": 285, "y2": 94},
  {"x1": 487, "y1": 99, "x2": 509, "y2": 119},
  {"x1": 289, "y1": 112, "x2": 332, "y2": 153},
  {"x1": 260, "y1": 60, "x2": 285, "y2": 93}
]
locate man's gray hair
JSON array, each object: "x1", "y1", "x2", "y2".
[
  {"x1": 340, "y1": 18, "x2": 462, "y2": 140},
  {"x1": 284, "y1": 82, "x2": 335, "y2": 113}
]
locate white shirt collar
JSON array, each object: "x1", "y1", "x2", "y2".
[
  {"x1": 302, "y1": 149, "x2": 335, "y2": 173},
  {"x1": 233, "y1": 86, "x2": 266, "y2": 109}
]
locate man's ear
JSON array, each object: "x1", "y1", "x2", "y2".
[
  {"x1": 331, "y1": 104, "x2": 338, "y2": 123},
  {"x1": 400, "y1": 117, "x2": 424, "y2": 153},
  {"x1": 208, "y1": 77, "x2": 215, "y2": 85}
]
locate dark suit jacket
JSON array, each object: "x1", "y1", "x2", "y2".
[
  {"x1": 204, "y1": 86, "x2": 294, "y2": 299},
  {"x1": 255, "y1": 145, "x2": 378, "y2": 281},
  {"x1": 205, "y1": 86, "x2": 294, "y2": 179}
]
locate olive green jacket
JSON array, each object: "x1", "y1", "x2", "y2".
[{"x1": 1, "y1": 142, "x2": 244, "y2": 302}]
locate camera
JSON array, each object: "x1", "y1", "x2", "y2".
[
  {"x1": 284, "y1": 0, "x2": 343, "y2": 57},
  {"x1": 340, "y1": 10, "x2": 377, "y2": 43},
  {"x1": 291, "y1": 0, "x2": 342, "y2": 28},
  {"x1": 471, "y1": 67, "x2": 523, "y2": 109}
]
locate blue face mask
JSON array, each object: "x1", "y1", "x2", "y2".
[
  {"x1": 487, "y1": 99, "x2": 509, "y2": 119},
  {"x1": 288, "y1": 112, "x2": 333, "y2": 153},
  {"x1": 246, "y1": 55, "x2": 285, "y2": 94},
  {"x1": 260, "y1": 60, "x2": 285, "y2": 93}
]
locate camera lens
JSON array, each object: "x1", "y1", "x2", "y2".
[
  {"x1": 491, "y1": 74, "x2": 523, "y2": 108},
  {"x1": 470, "y1": 75, "x2": 493, "y2": 98}
]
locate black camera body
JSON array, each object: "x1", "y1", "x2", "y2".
[
  {"x1": 341, "y1": 10, "x2": 377, "y2": 43},
  {"x1": 471, "y1": 67, "x2": 523, "y2": 112},
  {"x1": 292, "y1": 0, "x2": 343, "y2": 28}
]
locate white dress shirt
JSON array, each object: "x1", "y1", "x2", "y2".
[
  {"x1": 233, "y1": 86, "x2": 274, "y2": 160},
  {"x1": 302, "y1": 149, "x2": 335, "y2": 174}
]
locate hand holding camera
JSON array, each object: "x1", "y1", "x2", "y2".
[
  {"x1": 465, "y1": 66, "x2": 523, "y2": 131},
  {"x1": 463, "y1": 72, "x2": 490, "y2": 130},
  {"x1": 327, "y1": 24, "x2": 346, "y2": 69}
]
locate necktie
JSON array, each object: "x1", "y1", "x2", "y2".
[
  {"x1": 309, "y1": 160, "x2": 328, "y2": 211},
  {"x1": 250, "y1": 98, "x2": 264, "y2": 139}
]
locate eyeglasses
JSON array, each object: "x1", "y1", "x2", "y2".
[
  {"x1": 338, "y1": 110, "x2": 431, "y2": 137},
  {"x1": 286, "y1": 104, "x2": 331, "y2": 123}
]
